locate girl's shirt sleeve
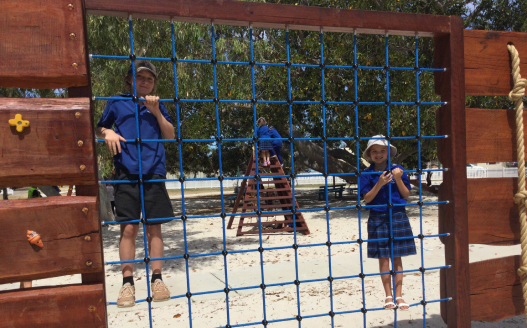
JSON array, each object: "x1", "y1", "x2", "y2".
[
  {"x1": 97, "y1": 100, "x2": 116, "y2": 129},
  {"x1": 399, "y1": 165, "x2": 412, "y2": 191},
  {"x1": 359, "y1": 172, "x2": 372, "y2": 196}
]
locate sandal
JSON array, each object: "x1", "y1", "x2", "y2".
[
  {"x1": 395, "y1": 297, "x2": 409, "y2": 311},
  {"x1": 384, "y1": 296, "x2": 395, "y2": 309}
]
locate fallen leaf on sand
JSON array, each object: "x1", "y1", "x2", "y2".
[{"x1": 173, "y1": 314, "x2": 182, "y2": 318}]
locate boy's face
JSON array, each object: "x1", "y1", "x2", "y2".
[
  {"x1": 369, "y1": 144, "x2": 389, "y2": 164},
  {"x1": 129, "y1": 70, "x2": 155, "y2": 97}
]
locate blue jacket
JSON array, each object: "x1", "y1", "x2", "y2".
[
  {"x1": 97, "y1": 94, "x2": 173, "y2": 176},
  {"x1": 268, "y1": 126, "x2": 283, "y2": 147},
  {"x1": 257, "y1": 125, "x2": 271, "y2": 139}
]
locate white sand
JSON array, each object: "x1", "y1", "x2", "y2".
[{"x1": 2, "y1": 189, "x2": 524, "y2": 328}]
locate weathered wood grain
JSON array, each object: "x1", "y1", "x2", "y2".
[
  {"x1": 470, "y1": 256, "x2": 524, "y2": 322},
  {"x1": 434, "y1": 17, "x2": 471, "y2": 326},
  {"x1": 467, "y1": 178, "x2": 520, "y2": 245},
  {"x1": 466, "y1": 107, "x2": 527, "y2": 164},
  {"x1": 0, "y1": 196, "x2": 101, "y2": 284},
  {"x1": 0, "y1": 0, "x2": 88, "y2": 88},
  {"x1": 0, "y1": 283, "x2": 105, "y2": 328},
  {"x1": 85, "y1": 0, "x2": 451, "y2": 37},
  {"x1": 0, "y1": 97, "x2": 96, "y2": 188},
  {"x1": 465, "y1": 29, "x2": 527, "y2": 96}
]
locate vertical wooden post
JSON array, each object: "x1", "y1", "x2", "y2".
[
  {"x1": 68, "y1": 1, "x2": 107, "y2": 325},
  {"x1": 434, "y1": 17, "x2": 471, "y2": 327}
]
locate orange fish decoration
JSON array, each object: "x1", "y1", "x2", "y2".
[{"x1": 27, "y1": 230, "x2": 44, "y2": 248}]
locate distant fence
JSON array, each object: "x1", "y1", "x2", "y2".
[
  {"x1": 414, "y1": 167, "x2": 519, "y2": 184},
  {"x1": 165, "y1": 175, "x2": 347, "y2": 190},
  {"x1": 165, "y1": 168, "x2": 519, "y2": 190}
]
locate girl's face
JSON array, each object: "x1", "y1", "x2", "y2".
[
  {"x1": 369, "y1": 144, "x2": 389, "y2": 165},
  {"x1": 128, "y1": 70, "x2": 155, "y2": 97}
]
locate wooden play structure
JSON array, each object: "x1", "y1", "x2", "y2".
[
  {"x1": 227, "y1": 155, "x2": 310, "y2": 236},
  {"x1": 1, "y1": 0, "x2": 527, "y2": 327}
]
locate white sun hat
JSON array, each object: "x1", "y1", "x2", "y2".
[{"x1": 362, "y1": 134, "x2": 397, "y2": 161}]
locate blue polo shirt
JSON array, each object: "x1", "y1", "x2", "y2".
[
  {"x1": 268, "y1": 126, "x2": 283, "y2": 147},
  {"x1": 359, "y1": 163, "x2": 412, "y2": 212},
  {"x1": 97, "y1": 94, "x2": 173, "y2": 176}
]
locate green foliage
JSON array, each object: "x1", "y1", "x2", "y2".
[{"x1": 87, "y1": 0, "x2": 525, "y2": 176}]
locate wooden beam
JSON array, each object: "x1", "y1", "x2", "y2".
[
  {"x1": 470, "y1": 256, "x2": 524, "y2": 322},
  {"x1": 464, "y1": 29, "x2": 527, "y2": 96},
  {"x1": 434, "y1": 17, "x2": 471, "y2": 327},
  {"x1": 0, "y1": 98, "x2": 96, "y2": 189},
  {"x1": 0, "y1": 197, "x2": 101, "y2": 284},
  {"x1": 467, "y1": 178, "x2": 520, "y2": 245},
  {"x1": 0, "y1": 0, "x2": 88, "y2": 89},
  {"x1": 85, "y1": 0, "x2": 451, "y2": 37},
  {"x1": 466, "y1": 107, "x2": 527, "y2": 163},
  {"x1": 0, "y1": 283, "x2": 105, "y2": 328}
]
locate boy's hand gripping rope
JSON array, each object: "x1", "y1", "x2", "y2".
[{"x1": 507, "y1": 44, "x2": 527, "y2": 319}]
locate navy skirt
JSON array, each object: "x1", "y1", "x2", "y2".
[
  {"x1": 258, "y1": 140, "x2": 273, "y2": 150},
  {"x1": 367, "y1": 210, "x2": 416, "y2": 259}
]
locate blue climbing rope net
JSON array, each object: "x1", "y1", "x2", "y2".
[{"x1": 93, "y1": 14, "x2": 451, "y2": 328}]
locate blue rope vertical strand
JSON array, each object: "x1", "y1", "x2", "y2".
[
  {"x1": 286, "y1": 26, "x2": 303, "y2": 328},
  {"x1": 249, "y1": 24, "x2": 269, "y2": 325},
  {"x1": 353, "y1": 31, "x2": 368, "y2": 327},
  {"x1": 128, "y1": 14, "x2": 153, "y2": 328},
  {"x1": 210, "y1": 21, "x2": 233, "y2": 327},
  {"x1": 320, "y1": 28, "x2": 335, "y2": 328},
  {"x1": 415, "y1": 34, "x2": 427, "y2": 328},
  {"x1": 171, "y1": 19, "x2": 194, "y2": 328}
]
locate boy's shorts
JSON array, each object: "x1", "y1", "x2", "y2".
[{"x1": 114, "y1": 169, "x2": 174, "y2": 225}]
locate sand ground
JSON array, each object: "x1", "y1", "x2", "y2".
[{"x1": 1, "y1": 188, "x2": 525, "y2": 328}]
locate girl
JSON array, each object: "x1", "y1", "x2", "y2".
[
  {"x1": 359, "y1": 135, "x2": 415, "y2": 311},
  {"x1": 96, "y1": 61, "x2": 175, "y2": 307},
  {"x1": 256, "y1": 117, "x2": 273, "y2": 166}
]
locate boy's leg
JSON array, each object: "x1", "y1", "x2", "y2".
[
  {"x1": 119, "y1": 223, "x2": 139, "y2": 277},
  {"x1": 146, "y1": 224, "x2": 164, "y2": 275}
]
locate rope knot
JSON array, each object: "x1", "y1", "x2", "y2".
[
  {"x1": 513, "y1": 191, "x2": 527, "y2": 206},
  {"x1": 518, "y1": 266, "x2": 527, "y2": 280},
  {"x1": 509, "y1": 78, "x2": 527, "y2": 102}
]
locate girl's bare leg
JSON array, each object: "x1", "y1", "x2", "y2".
[{"x1": 379, "y1": 258, "x2": 394, "y2": 308}]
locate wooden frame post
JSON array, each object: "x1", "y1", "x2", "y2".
[{"x1": 435, "y1": 17, "x2": 471, "y2": 327}]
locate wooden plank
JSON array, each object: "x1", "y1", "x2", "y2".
[
  {"x1": 467, "y1": 178, "x2": 520, "y2": 245},
  {"x1": 464, "y1": 29, "x2": 527, "y2": 96},
  {"x1": 0, "y1": 98, "x2": 95, "y2": 189},
  {"x1": 85, "y1": 0, "x2": 451, "y2": 37},
  {"x1": 0, "y1": 0, "x2": 88, "y2": 89},
  {"x1": 434, "y1": 17, "x2": 471, "y2": 327},
  {"x1": 466, "y1": 107, "x2": 527, "y2": 163},
  {"x1": 0, "y1": 197, "x2": 101, "y2": 284},
  {"x1": 0, "y1": 283, "x2": 105, "y2": 328},
  {"x1": 470, "y1": 256, "x2": 524, "y2": 322}
]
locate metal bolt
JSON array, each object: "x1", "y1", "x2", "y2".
[
  {"x1": 86, "y1": 260, "x2": 93, "y2": 267},
  {"x1": 82, "y1": 207, "x2": 89, "y2": 214},
  {"x1": 72, "y1": 62, "x2": 78, "y2": 69},
  {"x1": 88, "y1": 305, "x2": 96, "y2": 312},
  {"x1": 77, "y1": 140, "x2": 83, "y2": 147},
  {"x1": 67, "y1": 3, "x2": 74, "y2": 10},
  {"x1": 80, "y1": 164, "x2": 86, "y2": 171},
  {"x1": 69, "y1": 32, "x2": 76, "y2": 40},
  {"x1": 84, "y1": 235, "x2": 91, "y2": 242},
  {"x1": 75, "y1": 112, "x2": 81, "y2": 118}
]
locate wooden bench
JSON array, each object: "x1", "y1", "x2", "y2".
[
  {"x1": 227, "y1": 195, "x2": 237, "y2": 206},
  {"x1": 318, "y1": 184, "x2": 346, "y2": 201}
]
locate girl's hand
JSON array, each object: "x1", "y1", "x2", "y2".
[
  {"x1": 144, "y1": 95, "x2": 161, "y2": 117},
  {"x1": 377, "y1": 171, "x2": 393, "y2": 186},
  {"x1": 392, "y1": 168, "x2": 403, "y2": 180},
  {"x1": 102, "y1": 129, "x2": 126, "y2": 155}
]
